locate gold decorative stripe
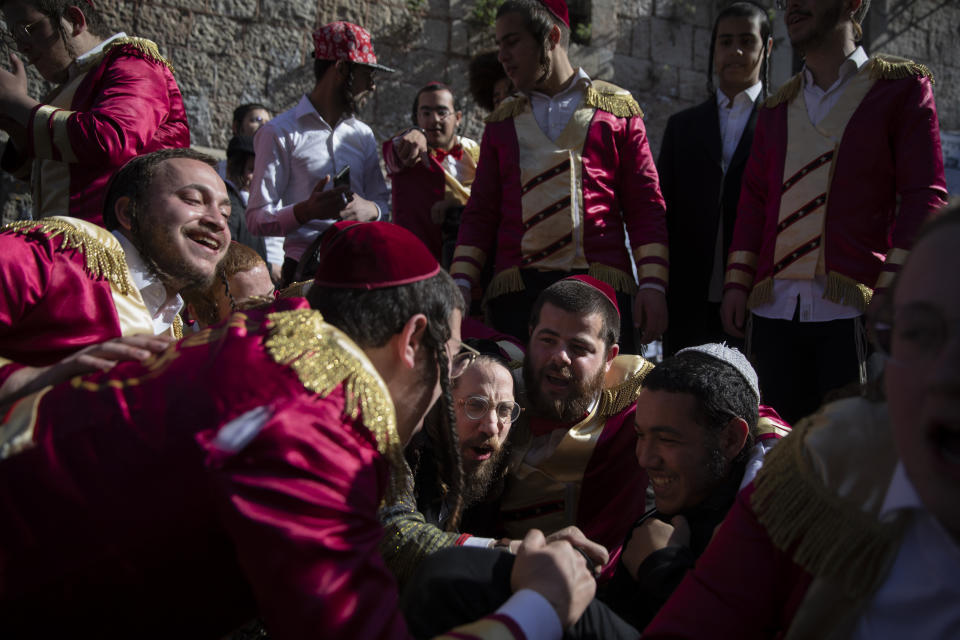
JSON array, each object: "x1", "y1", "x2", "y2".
[
  {"x1": 4, "y1": 217, "x2": 133, "y2": 294},
  {"x1": 727, "y1": 250, "x2": 758, "y2": 269},
  {"x1": 452, "y1": 245, "x2": 487, "y2": 265},
  {"x1": 264, "y1": 309, "x2": 404, "y2": 494},
  {"x1": 724, "y1": 268, "x2": 755, "y2": 289},
  {"x1": 756, "y1": 417, "x2": 791, "y2": 439},
  {"x1": 32, "y1": 105, "x2": 59, "y2": 161},
  {"x1": 50, "y1": 108, "x2": 78, "y2": 163},
  {"x1": 597, "y1": 357, "x2": 655, "y2": 416},
  {"x1": 486, "y1": 94, "x2": 529, "y2": 123},
  {"x1": 884, "y1": 248, "x2": 909, "y2": 266},
  {"x1": 585, "y1": 81, "x2": 642, "y2": 118},
  {"x1": 632, "y1": 243, "x2": 669, "y2": 262},
  {"x1": 450, "y1": 260, "x2": 481, "y2": 283},
  {"x1": 637, "y1": 263, "x2": 668, "y2": 283},
  {"x1": 874, "y1": 271, "x2": 896, "y2": 290}
]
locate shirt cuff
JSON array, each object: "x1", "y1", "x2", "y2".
[
  {"x1": 276, "y1": 203, "x2": 301, "y2": 235},
  {"x1": 460, "y1": 536, "x2": 496, "y2": 548},
  {"x1": 495, "y1": 589, "x2": 563, "y2": 640},
  {"x1": 638, "y1": 282, "x2": 666, "y2": 294},
  {"x1": 454, "y1": 277, "x2": 472, "y2": 289}
]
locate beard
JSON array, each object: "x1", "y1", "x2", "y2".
[
  {"x1": 523, "y1": 357, "x2": 607, "y2": 424},
  {"x1": 460, "y1": 438, "x2": 509, "y2": 506},
  {"x1": 789, "y1": 1, "x2": 844, "y2": 51},
  {"x1": 130, "y1": 203, "x2": 215, "y2": 293}
]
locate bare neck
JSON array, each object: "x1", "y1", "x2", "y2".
[
  {"x1": 535, "y1": 53, "x2": 577, "y2": 97},
  {"x1": 803, "y1": 32, "x2": 858, "y2": 91},
  {"x1": 308, "y1": 82, "x2": 346, "y2": 127}
]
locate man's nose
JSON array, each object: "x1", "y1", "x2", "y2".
[{"x1": 477, "y1": 411, "x2": 500, "y2": 438}]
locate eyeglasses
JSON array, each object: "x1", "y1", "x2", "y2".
[
  {"x1": 450, "y1": 342, "x2": 480, "y2": 379},
  {"x1": 458, "y1": 395, "x2": 523, "y2": 423},
  {"x1": 870, "y1": 303, "x2": 960, "y2": 364},
  {"x1": 2, "y1": 16, "x2": 47, "y2": 48},
  {"x1": 418, "y1": 107, "x2": 454, "y2": 120}
]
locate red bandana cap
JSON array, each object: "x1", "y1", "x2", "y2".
[
  {"x1": 313, "y1": 221, "x2": 440, "y2": 290},
  {"x1": 539, "y1": 0, "x2": 570, "y2": 27},
  {"x1": 563, "y1": 274, "x2": 619, "y2": 318},
  {"x1": 312, "y1": 21, "x2": 396, "y2": 73}
]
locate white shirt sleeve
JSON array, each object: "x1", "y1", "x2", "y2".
[
  {"x1": 495, "y1": 589, "x2": 563, "y2": 640},
  {"x1": 246, "y1": 125, "x2": 303, "y2": 237},
  {"x1": 360, "y1": 132, "x2": 390, "y2": 221}
]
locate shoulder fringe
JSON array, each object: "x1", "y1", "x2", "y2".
[
  {"x1": 586, "y1": 81, "x2": 643, "y2": 118},
  {"x1": 264, "y1": 309, "x2": 406, "y2": 495},
  {"x1": 4, "y1": 218, "x2": 132, "y2": 295},
  {"x1": 597, "y1": 357, "x2": 655, "y2": 417},
  {"x1": 746, "y1": 276, "x2": 774, "y2": 309},
  {"x1": 588, "y1": 262, "x2": 638, "y2": 295},
  {"x1": 824, "y1": 272, "x2": 872, "y2": 312},
  {"x1": 869, "y1": 54, "x2": 934, "y2": 84},
  {"x1": 763, "y1": 73, "x2": 803, "y2": 108},
  {"x1": 486, "y1": 95, "x2": 529, "y2": 123},
  {"x1": 105, "y1": 36, "x2": 175, "y2": 73},
  {"x1": 484, "y1": 266, "x2": 525, "y2": 301},
  {"x1": 750, "y1": 407, "x2": 907, "y2": 598}
]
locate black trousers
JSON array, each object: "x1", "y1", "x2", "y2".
[
  {"x1": 662, "y1": 300, "x2": 743, "y2": 356},
  {"x1": 401, "y1": 546, "x2": 639, "y2": 640},
  {"x1": 486, "y1": 269, "x2": 640, "y2": 355},
  {"x1": 749, "y1": 313, "x2": 865, "y2": 424}
]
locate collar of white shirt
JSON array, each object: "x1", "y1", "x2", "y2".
[
  {"x1": 802, "y1": 45, "x2": 869, "y2": 94},
  {"x1": 293, "y1": 94, "x2": 357, "y2": 130},
  {"x1": 879, "y1": 460, "x2": 924, "y2": 516},
  {"x1": 528, "y1": 67, "x2": 592, "y2": 104},
  {"x1": 70, "y1": 32, "x2": 128, "y2": 79},
  {"x1": 112, "y1": 231, "x2": 184, "y2": 335},
  {"x1": 716, "y1": 81, "x2": 763, "y2": 111}
]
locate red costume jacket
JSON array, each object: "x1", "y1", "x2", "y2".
[
  {"x1": 1, "y1": 37, "x2": 190, "y2": 227},
  {"x1": 0, "y1": 217, "x2": 162, "y2": 388},
  {"x1": 451, "y1": 83, "x2": 668, "y2": 299},
  {"x1": 0, "y1": 300, "x2": 529, "y2": 640},
  {"x1": 724, "y1": 56, "x2": 947, "y2": 310}
]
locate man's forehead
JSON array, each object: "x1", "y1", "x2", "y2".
[
  {"x1": 154, "y1": 158, "x2": 223, "y2": 189},
  {"x1": 418, "y1": 88, "x2": 455, "y2": 108},
  {"x1": 534, "y1": 303, "x2": 605, "y2": 338}
]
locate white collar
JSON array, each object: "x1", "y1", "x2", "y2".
[
  {"x1": 716, "y1": 81, "x2": 763, "y2": 109},
  {"x1": 112, "y1": 230, "x2": 183, "y2": 323},
  {"x1": 803, "y1": 46, "x2": 869, "y2": 89},
  {"x1": 880, "y1": 461, "x2": 924, "y2": 515},
  {"x1": 71, "y1": 32, "x2": 127, "y2": 76},
  {"x1": 295, "y1": 94, "x2": 354, "y2": 130}
]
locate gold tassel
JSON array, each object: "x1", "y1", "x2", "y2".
[
  {"x1": 869, "y1": 54, "x2": 934, "y2": 84},
  {"x1": 763, "y1": 73, "x2": 803, "y2": 108},
  {"x1": 484, "y1": 266, "x2": 525, "y2": 301},
  {"x1": 4, "y1": 218, "x2": 132, "y2": 295},
  {"x1": 264, "y1": 309, "x2": 406, "y2": 496},
  {"x1": 751, "y1": 403, "x2": 907, "y2": 598},
  {"x1": 107, "y1": 36, "x2": 175, "y2": 73},
  {"x1": 824, "y1": 272, "x2": 872, "y2": 312},
  {"x1": 585, "y1": 81, "x2": 643, "y2": 118},
  {"x1": 588, "y1": 263, "x2": 638, "y2": 295},
  {"x1": 486, "y1": 95, "x2": 530, "y2": 123},
  {"x1": 746, "y1": 277, "x2": 774, "y2": 308},
  {"x1": 597, "y1": 358, "x2": 655, "y2": 416}
]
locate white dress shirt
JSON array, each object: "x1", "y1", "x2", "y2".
[
  {"x1": 528, "y1": 68, "x2": 592, "y2": 142},
  {"x1": 245, "y1": 95, "x2": 390, "y2": 262},
  {"x1": 851, "y1": 462, "x2": 960, "y2": 639},
  {"x1": 113, "y1": 231, "x2": 183, "y2": 335},
  {"x1": 752, "y1": 47, "x2": 869, "y2": 323}
]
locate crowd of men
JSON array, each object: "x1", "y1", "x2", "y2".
[{"x1": 0, "y1": 0, "x2": 956, "y2": 638}]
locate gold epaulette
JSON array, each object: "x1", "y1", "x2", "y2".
[
  {"x1": 597, "y1": 355, "x2": 655, "y2": 416},
  {"x1": 485, "y1": 94, "x2": 529, "y2": 123},
  {"x1": 763, "y1": 72, "x2": 803, "y2": 108},
  {"x1": 750, "y1": 397, "x2": 906, "y2": 599},
  {"x1": 586, "y1": 80, "x2": 643, "y2": 118},
  {"x1": 868, "y1": 54, "x2": 934, "y2": 84},
  {"x1": 104, "y1": 36, "x2": 175, "y2": 73},
  {"x1": 3, "y1": 217, "x2": 132, "y2": 295},
  {"x1": 264, "y1": 309, "x2": 405, "y2": 493}
]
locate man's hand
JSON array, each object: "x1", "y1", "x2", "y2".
[
  {"x1": 720, "y1": 288, "x2": 748, "y2": 338},
  {"x1": 339, "y1": 194, "x2": 379, "y2": 222},
  {"x1": 510, "y1": 529, "x2": 597, "y2": 628},
  {"x1": 544, "y1": 526, "x2": 609, "y2": 575},
  {"x1": 392, "y1": 128, "x2": 428, "y2": 169},
  {"x1": 620, "y1": 515, "x2": 690, "y2": 579},
  {"x1": 292, "y1": 176, "x2": 350, "y2": 224},
  {"x1": 0, "y1": 53, "x2": 36, "y2": 128},
  {"x1": 633, "y1": 288, "x2": 668, "y2": 344}
]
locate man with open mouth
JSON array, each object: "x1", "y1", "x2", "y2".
[{"x1": 0, "y1": 148, "x2": 230, "y2": 407}]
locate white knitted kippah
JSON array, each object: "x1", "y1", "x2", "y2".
[{"x1": 675, "y1": 342, "x2": 760, "y2": 404}]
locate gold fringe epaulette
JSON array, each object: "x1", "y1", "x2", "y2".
[
  {"x1": 597, "y1": 356, "x2": 655, "y2": 417},
  {"x1": 486, "y1": 95, "x2": 529, "y2": 123},
  {"x1": 586, "y1": 81, "x2": 643, "y2": 118},
  {"x1": 824, "y1": 272, "x2": 872, "y2": 312},
  {"x1": 746, "y1": 276, "x2": 774, "y2": 309},
  {"x1": 750, "y1": 399, "x2": 907, "y2": 599},
  {"x1": 104, "y1": 36, "x2": 174, "y2": 73},
  {"x1": 484, "y1": 266, "x2": 525, "y2": 301},
  {"x1": 264, "y1": 309, "x2": 405, "y2": 493},
  {"x1": 4, "y1": 218, "x2": 132, "y2": 295},
  {"x1": 869, "y1": 54, "x2": 934, "y2": 84},
  {"x1": 763, "y1": 72, "x2": 803, "y2": 108},
  {"x1": 588, "y1": 263, "x2": 638, "y2": 295}
]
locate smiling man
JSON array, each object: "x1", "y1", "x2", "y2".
[
  {"x1": 0, "y1": 147, "x2": 230, "y2": 406},
  {"x1": 450, "y1": 0, "x2": 668, "y2": 353},
  {"x1": 0, "y1": 0, "x2": 189, "y2": 226},
  {"x1": 384, "y1": 82, "x2": 479, "y2": 263}
]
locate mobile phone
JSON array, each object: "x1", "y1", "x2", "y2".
[{"x1": 334, "y1": 165, "x2": 351, "y2": 190}]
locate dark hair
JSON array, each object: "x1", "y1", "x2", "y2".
[
  {"x1": 225, "y1": 135, "x2": 255, "y2": 183},
  {"x1": 411, "y1": 82, "x2": 458, "y2": 126},
  {"x1": 853, "y1": 0, "x2": 871, "y2": 42},
  {"x1": 529, "y1": 279, "x2": 620, "y2": 350},
  {"x1": 102, "y1": 148, "x2": 218, "y2": 231},
  {"x1": 468, "y1": 50, "x2": 508, "y2": 112},
  {"x1": 642, "y1": 350, "x2": 759, "y2": 465},
  {"x1": 231, "y1": 103, "x2": 269, "y2": 134},
  {"x1": 496, "y1": 0, "x2": 570, "y2": 81},
  {"x1": 183, "y1": 242, "x2": 266, "y2": 325},
  {"x1": 29, "y1": 0, "x2": 109, "y2": 41},
  {"x1": 313, "y1": 58, "x2": 364, "y2": 115},
  {"x1": 706, "y1": 2, "x2": 772, "y2": 99}
]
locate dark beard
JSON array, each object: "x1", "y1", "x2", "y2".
[
  {"x1": 789, "y1": 2, "x2": 844, "y2": 52},
  {"x1": 461, "y1": 442, "x2": 509, "y2": 506},
  {"x1": 130, "y1": 203, "x2": 214, "y2": 293},
  {"x1": 523, "y1": 357, "x2": 606, "y2": 424}
]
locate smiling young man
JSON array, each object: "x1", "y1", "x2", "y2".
[
  {"x1": 384, "y1": 82, "x2": 480, "y2": 263},
  {"x1": 0, "y1": 0, "x2": 189, "y2": 226},
  {"x1": 0, "y1": 147, "x2": 230, "y2": 405},
  {"x1": 660, "y1": 2, "x2": 772, "y2": 355},
  {"x1": 450, "y1": 0, "x2": 668, "y2": 353},
  {"x1": 720, "y1": 0, "x2": 947, "y2": 423}
]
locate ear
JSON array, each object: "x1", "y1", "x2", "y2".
[
  {"x1": 454, "y1": 110, "x2": 463, "y2": 127},
  {"x1": 603, "y1": 343, "x2": 620, "y2": 371},
  {"x1": 64, "y1": 5, "x2": 87, "y2": 36},
  {"x1": 395, "y1": 313, "x2": 429, "y2": 371},
  {"x1": 336, "y1": 59, "x2": 350, "y2": 78},
  {"x1": 764, "y1": 35, "x2": 774, "y2": 58},
  {"x1": 548, "y1": 23, "x2": 562, "y2": 48},
  {"x1": 720, "y1": 416, "x2": 750, "y2": 461},
  {"x1": 113, "y1": 196, "x2": 135, "y2": 232}
]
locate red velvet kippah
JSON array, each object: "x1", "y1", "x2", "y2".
[
  {"x1": 563, "y1": 274, "x2": 619, "y2": 317},
  {"x1": 539, "y1": 0, "x2": 570, "y2": 27},
  {"x1": 313, "y1": 221, "x2": 441, "y2": 290}
]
